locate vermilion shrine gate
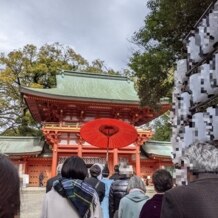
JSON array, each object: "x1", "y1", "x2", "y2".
[{"x1": 18, "y1": 71, "x2": 172, "y2": 185}]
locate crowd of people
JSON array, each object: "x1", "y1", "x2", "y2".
[{"x1": 1, "y1": 141, "x2": 218, "y2": 218}]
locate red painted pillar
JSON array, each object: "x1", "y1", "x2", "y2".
[
  {"x1": 51, "y1": 143, "x2": 58, "y2": 177},
  {"x1": 78, "y1": 143, "x2": 82, "y2": 157},
  {"x1": 135, "y1": 146, "x2": 141, "y2": 176},
  {"x1": 113, "y1": 148, "x2": 118, "y2": 166},
  {"x1": 23, "y1": 159, "x2": 27, "y2": 174}
]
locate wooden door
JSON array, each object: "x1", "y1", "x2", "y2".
[{"x1": 27, "y1": 160, "x2": 51, "y2": 187}]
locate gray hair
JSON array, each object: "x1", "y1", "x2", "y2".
[
  {"x1": 183, "y1": 142, "x2": 218, "y2": 173},
  {"x1": 127, "y1": 176, "x2": 146, "y2": 192}
]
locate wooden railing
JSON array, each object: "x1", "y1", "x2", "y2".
[{"x1": 43, "y1": 122, "x2": 81, "y2": 129}]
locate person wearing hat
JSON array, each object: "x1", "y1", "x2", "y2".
[{"x1": 85, "y1": 164, "x2": 106, "y2": 203}]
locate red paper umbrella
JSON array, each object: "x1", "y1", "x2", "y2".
[{"x1": 80, "y1": 118, "x2": 138, "y2": 161}]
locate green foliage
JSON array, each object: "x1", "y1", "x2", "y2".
[
  {"x1": 130, "y1": 47, "x2": 174, "y2": 107},
  {"x1": 151, "y1": 112, "x2": 172, "y2": 141},
  {"x1": 130, "y1": 0, "x2": 212, "y2": 108},
  {"x1": 0, "y1": 43, "x2": 117, "y2": 136}
]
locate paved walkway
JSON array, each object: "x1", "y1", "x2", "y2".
[
  {"x1": 146, "y1": 186, "x2": 156, "y2": 198},
  {"x1": 20, "y1": 186, "x2": 155, "y2": 218},
  {"x1": 20, "y1": 187, "x2": 45, "y2": 218}
]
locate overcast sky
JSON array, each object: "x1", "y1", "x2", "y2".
[{"x1": 0, "y1": 0, "x2": 149, "y2": 71}]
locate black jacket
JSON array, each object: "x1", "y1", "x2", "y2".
[
  {"x1": 109, "y1": 173, "x2": 121, "y2": 181},
  {"x1": 109, "y1": 176, "x2": 129, "y2": 218},
  {"x1": 84, "y1": 177, "x2": 105, "y2": 202},
  {"x1": 46, "y1": 175, "x2": 61, "y2": 193}
]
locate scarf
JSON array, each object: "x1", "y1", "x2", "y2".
[{"x1": 53, "y1": 178, "x2": 98, "y2": 218}]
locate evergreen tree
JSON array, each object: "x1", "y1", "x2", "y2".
[
  {"x1": 130, "y1": 0, "x2": 212, "y2": 108},
  {"x1": 0, "y1": 43, "x2": 118, "y2": 135}
]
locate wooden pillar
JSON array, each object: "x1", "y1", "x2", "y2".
[
  {"x1": 51, "y1": 143, "x2": 58, "y2": 177},
  {"x1": 135, "y1": 146, "x2": 141, "y2": 176},
  {"x1": 113, "y1": 148, "x2": 118, "y2": 166}
]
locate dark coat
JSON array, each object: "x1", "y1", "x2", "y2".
[
  {"x1": 109, "y1": 173, "x2": 121, "y2": 181},
  {"x1": 161, "y1": 173, "x2": 218, "y2": 218},
  {"x1": 46, "y1": 175, "x2": 60, "y2": 193},
  {"x1": 139, "y1": 194, "x2": 163, "y2": 218},
  {"x1": 109, "y1": 176, "x2": 129, "y2": 218},
  {"x1": 85, "y1": 177, "x2": 105, "y2": 203}
]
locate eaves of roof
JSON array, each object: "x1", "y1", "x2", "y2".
[
  {"x1": 20, "y1": 71, "x2": 140, "y2": 104},
  {"x1": 0, "y1": 136, "x2": 43, "y2": 155},
  {"x1": 142, "y1": 140, "x2": 172, "y2": 158}
]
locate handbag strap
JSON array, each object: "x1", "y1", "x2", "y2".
[{"x1": 95, "y1": 181, "x2": 100, "y2": 189}]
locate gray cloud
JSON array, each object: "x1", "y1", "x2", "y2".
[{"x1": 0, "y1": 0, "x2": 148, "y2": 71}]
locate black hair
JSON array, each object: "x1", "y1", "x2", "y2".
[
  {"x1": 90, "y1": 164, "x2": 101, "y2": 177},
  {"x1": 114, "y1": 164, "x2": 119, "y2": 173},
  {"x1": 102, "y1": 164, "x2": 110, "y2": 178},
  {"x1": 61, "y1": 156, "x2": 88, "y2": 180},
  {"x1": 152, "y1": 169, "x2": 173, "y2": 193},
  {"x1": 0, "y1": 154, "x2": 20, "y2": 217}
]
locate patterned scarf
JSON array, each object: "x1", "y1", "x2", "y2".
[{"x1": 53, "y1": 178, "x2": 98, "y2": 218}]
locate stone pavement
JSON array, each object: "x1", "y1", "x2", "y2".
[
  {"x1": 20, "y1": 187, "x2": 45, "y2": 218},
  {"x1": 146, "y1": 186, "x2": 156, "y2": 198},
  {"x1": 20, "y1": 186, "x2": 155, "y2": 218}
]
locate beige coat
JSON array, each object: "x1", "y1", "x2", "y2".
[{"x1": 41, "y1": 188, "x2": 102, "y2": 218}]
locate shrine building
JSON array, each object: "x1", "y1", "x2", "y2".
[{"x1": 0, "y1": 71, "x2": 172, "y2": 186}]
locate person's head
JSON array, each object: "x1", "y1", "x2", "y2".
[
  {"x1": 0, "y1": 154, "x2": 20, "y2": 217},
  {"x1": 114, "y1": 164, "x2": 119, "y2": 173},
  {"x1": 61, "y1": 156, "x2": 87, "y2": 180},
  {"x1": 152, "y1": 169, "x2": 173, "y2": 193},
  {"x1": 119, "y1": 163, "x2": 133, "y2": 178},
  {"x1": 102, "y1": 163, "x2": 110, "y2": 178},
  {"x1": 90, "y1": 164, "x2": 101, "y2": 178},
  {"x1": 183, "y1": 142, "x2": 218, "y2": 174},
  {"x1": 127, "y1": 176, "x2": 146, "y2": 193}
]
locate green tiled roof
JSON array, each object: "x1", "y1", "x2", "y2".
[
  {"x1": 142, "y1": 140, "x2": 172, "y2": 158},
  {"x1": 0, "y1": 137, "x2": 43, "y2": 155},
  {"x1": 21, "y1": 71, "x2": 139, "y2": 103}
]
